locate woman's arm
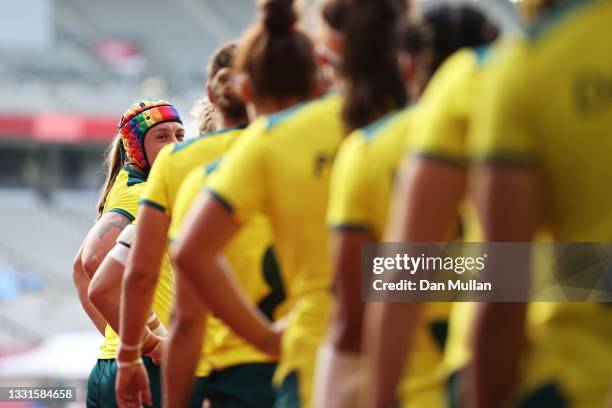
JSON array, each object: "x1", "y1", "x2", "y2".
[
  {"x1": 314, "y1": 231, "x2": 374, "y2": 408},
  {"x1": 172, "y1": 193, "x2": 280, "y2": 356},
  {"x1": 81, "y1": 212, "x2": 131, "y2": 278},
  {"x1": 87, "y1": 241, "x2": 165, "y2": 362},
  {"x1": 470, "y1": 165, "x2": 539, "y2": 408},
  {"x1": 119, "y1": 206, "x2": 169, "y2": 350},
  {"x1": 363, "y1": 158, "x2": 466, "y2": 408},
  {"x1": 72, "y1": 242, "x2": 107, "y2": 335},
  {"x1": 74, "y1": 211, "x2": 130, "y2": 335},
  {"x1": 88, "y1": 255, "x2": 124, "y2": 332},
  {"x1": 164, "y1": 267, "x2": 208, "y2": 408},
  {"x1": 329, "y1": 230, "x2": 374, "y2": 353}
]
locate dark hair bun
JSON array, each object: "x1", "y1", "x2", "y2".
[
  {"x1": 208, "y1": 42, "x2": 238, "y2": 82},
  {"x1": 321, "y1": 0, "x2": 349, "y2": 32},
  {"x1": 261, "y1": 0, "x2": 297, "y2": 34}
]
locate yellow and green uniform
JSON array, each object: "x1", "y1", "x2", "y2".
[
  {"x1": 397, "y1": 45, "x2": 503, "y2": 408},
  {"x1": 470, "y1": 1, "x2": 612, "y2": 406},
  {"x1": 407, "y1": 47, "x2": 492, "y2": 392},
  {"x1": 328, "y1": 107, "x2": 450, "y2": 407},
  {"x1": 169, "y1": 161, "x2": 285, "y2": 408},
  {"x1": 169, "y1": 162, "x2": 288, "y2": 369},
  {"x1": 89, "y1": 164, "x2": 167, "y2": 408},
  {"x1": 207, "y1": 94, "x2": 345, "y2": 408},
  {"x1": 138, "y1": 125, "x2": 246, "y2": 378},
  {"x1": 97, "y1": 164, "x2": 173, "y2": 360}
]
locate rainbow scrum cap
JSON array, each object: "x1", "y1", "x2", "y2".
[{"x1": 118, "y1": 98, "x2": 182, "y2": 170}]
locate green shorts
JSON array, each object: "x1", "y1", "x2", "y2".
[
  {"x1": 86, "y1": 357, "x2": 162, "y2": 408},
  {"x1": 446, "y1": 369, "x2": 567, "y2": 408},
  {"x1": 274, "y1": 370, "x2": 300, "y2": 408},
  {"x1": 191, "y1": 363, "x2": 277, "y2": 408}
]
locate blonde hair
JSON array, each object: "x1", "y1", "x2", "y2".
[
  {"x1": 96, "y1": 136, "x2": 127, "y2": 216},
  {"x1": 191, "y1": 96, "x2": 218, "y2": 134}
]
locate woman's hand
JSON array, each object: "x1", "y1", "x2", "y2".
[
  {"x1": 115, "y1": 361, "x2": 152, "y2": 408},
  {"x1": 144, "y1": 336, "x2": 165, "y2": 366},
  {"x1": 260, "y1": 318, "x2": 286, "y2": 357}
]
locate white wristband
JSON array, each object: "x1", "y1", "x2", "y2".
[
  {"x1": 116, "y1": 358, "x2": 144, "y2": 369},
  {"x1": 152, "y1": 323, "x2": 167, "y2": 337},
  {"x1": 107, "y1": 243, "x2": 129, "y2": 266},
  {"x1": 116, "y1": 224, "x2": 135, "y2": 247},
  {"x1": 147, "y1": 313, "x2": 157, "y2": 324},
  {"x1": 120, "y1": 331, "x2": 151, "y2": 352}
]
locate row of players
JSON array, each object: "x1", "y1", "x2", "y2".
[{"x1": 73, "y1": 0, "x2": 612, "y2": 407}]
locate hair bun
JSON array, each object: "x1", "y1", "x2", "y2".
[{"x1": 261, "y1": 0, "x2": 297, "y2": 34}]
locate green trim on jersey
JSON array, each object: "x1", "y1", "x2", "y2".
[
  {"x1": 124, "y1": 164, "x2": 147, "y2": 187},
  {"x1": 527, "y1": 0, "x2": 598, "y2": 40},
  {"x1": 139, "y1": 198, "x2": 166, "y2": 213},
  {"x1": 361, "y1": 110, "x2": 401, "y2": 141},
  {"x1": 106, "y1": 208, "x2": 135, "y2": 222},
  {"x1": 205, "y1": 158, "x2": 223, "y2": 175},
  {"x1": 172, "y1": 125, "x2": 247, "y2": 154},
  {"x1": 329, "y1": 223, "x2": 370, "y2": 232},
  {"x1": 267, "y1": 103, "x2": 308, "y2": 130},
  {"x1": 200, "y1": 124, "x2": 248, "y2": 139},
  {"x1": 207, "y1": 188, "x2": 234, "y2": 213}
]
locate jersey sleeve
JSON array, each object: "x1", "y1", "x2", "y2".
[
  {"x1": 139, "y1": 144, "x2": 173, "y2": 215},
  {"x1": 469, "y1": 41, "x2": 536, "y2": 164},
  {"x1": 409, "y1": 49, "x2": 477, "y2": 165},
  {"x1": 327, "y1": 132, "x2": 371, "y2": 231},
  {"x1": 206, "y1": 121, "x2": 268, "y2": 223},
  {"x1": 168, "y1": 166, "x2": 207, "y2": 241},
  {"x1": 104, "y1": 181, "x2": 145, "y2": 222}
]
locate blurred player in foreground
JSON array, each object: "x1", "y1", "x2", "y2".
[
  {"x1": 328, "y1": 4, "x2": 498, "y2": 407},
  {"x1": 359, "y1": 4, "x2": 499, "y2": 408},
  {"x1": 319, "y1": 0, "x2": 409, "y2": 406},
  {"x1": 471, "y1": 0, "x2": 612, "y2": 406}
]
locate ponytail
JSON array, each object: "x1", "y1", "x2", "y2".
[
  {"x1": 321, "y1": 0, "x2": 349, "y2": 32},
  {"x1": 236, "y1": 0, "x2": 317, "y2": 103},
  {"x1": 192, "y1": 96, "x2": 218, "y2": 134},
  {"x1": 97, "y1": 136, "x2": 126, "y2": 216},
  {"x1": 195, "y1": 42, "x2": 241, "y2": 134},
  {"x1": 342, "y1": 0, "x2": 407, "y2": 132},
  {"x1": 427, "y1": 6, "x2": 498, "y2": 74},
  {"x1": 208, "y1": 42, "x2": 238, "y2": 82},
  {"x1": 399, "y1": 5, "x2": 499, "y2": 81}
]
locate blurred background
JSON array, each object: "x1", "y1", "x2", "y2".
[{"x1": 0, "y1": 0, "x2": 521, "y2": 405}]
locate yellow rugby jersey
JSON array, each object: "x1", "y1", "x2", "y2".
[
  {"x1": 140, "y1": 126, "x2": 245, "y2": 216},
  {"x1": 328, "y1": 108, "x2": 413, "y2": 239},
  {"x1": 98, "y1": 165, "x2": 145, "y2": 358},
  {"x1": 407, "y1": 47, "x2": 493, "y2": 378},
  {"x1": 102, "y1": 165, "x2": 147, "y2": 222},
  {"x1": 169, "y1": 164, "x2": 288, "y2": 373},
  {"x1": 97, "y1": 165, "x2": 174, "y2": 359},
  {"x1": 138, "y1": 126, "x2": 245, "y2": 375},
  {"x1": 471, "y1": 1, "x2": 612, "y2": 406},
  {"x1": 207, "y1": 94, "x2": 344, "y2": 406},
  {"x1": 328, "y1": 108, "x2": 450, "y2": 407}
]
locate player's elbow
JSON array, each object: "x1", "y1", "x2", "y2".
[
  {"x1": 81, "y1": 253, "x2": 101, "y2": 279},
  {"x1": 87, "y1": 278, "x2": 112, "y2": 312},
  {"x1": 172, "y1": 240, "x2": 211, "y2": 277},
  {"x1": 169, "y1": 304, "x2": 204, "y2": 334},
  {"x1": 124, "y1": 261, "x2": 159, "y2": 292},
  {"x1": 72, "y1": 256, "x2": 86, "y2": 287}
]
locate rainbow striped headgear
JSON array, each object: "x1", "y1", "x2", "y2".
[{"x1": 118, "y1": 98, "x2": 182, "y2": 170}]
